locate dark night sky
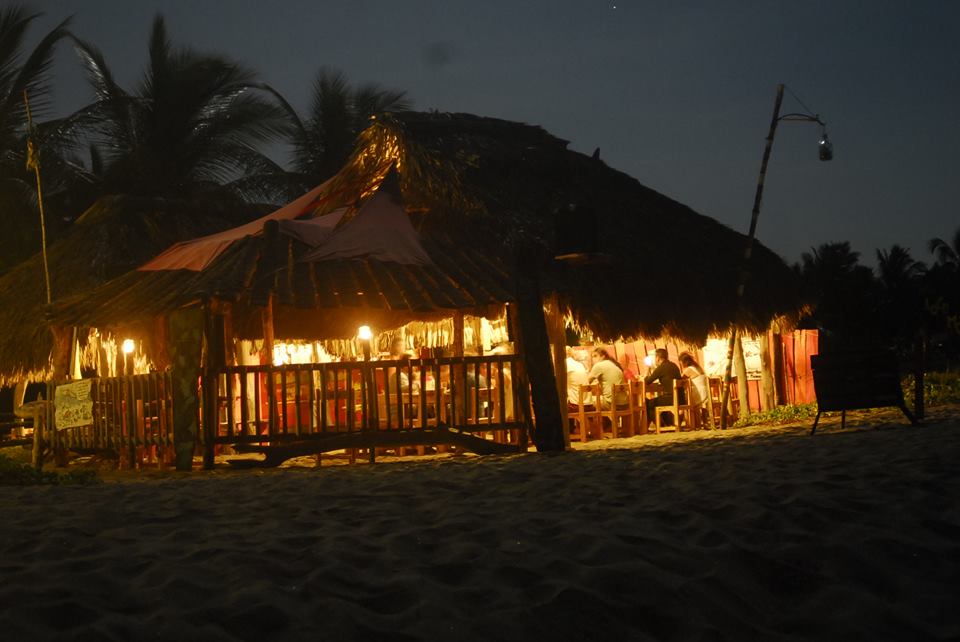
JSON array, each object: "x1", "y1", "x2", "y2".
[{"x1": 32, "y1": 0, "x2": 960, "y2": 266}]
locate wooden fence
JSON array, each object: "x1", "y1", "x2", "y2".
[
  {"x1": 204, "y1": 355, "x2": 526, "y2": 449},
  {"x1": 53, "y1": 372, "x2": 175, "y2": 467}
]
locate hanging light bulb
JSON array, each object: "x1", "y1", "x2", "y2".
[{"x1": 818, "y1": 130, "x2": 833, "y2": 161}]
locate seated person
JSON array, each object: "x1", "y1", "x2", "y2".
[
  {"x1": 679, "y1": 352, "x2": 709, "y2": 407},
  {"x1": 587, "y1": 347, "x2": 625, "y2": 410},
  {"x1": 644, "y1": 348, "x2": 681, "y2": 425},
  {"x1": 386, "y1": 338, "x2": 419, "y2": 394},
  {"x1": 565, "y1": 347, "x2": 590, "y2": 407}
]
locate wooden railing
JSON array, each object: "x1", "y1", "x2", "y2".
[
  {"x1": 206, "y1": 355, "x2": 526, "y2": 446},
  {"x1": 54, "y1": 372, "x2": 175, "y2": 464}
]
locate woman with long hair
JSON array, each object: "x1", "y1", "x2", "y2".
[
  {"x1": 588, "y1": 347, "x2": 625, "y2": 409},
  {"x1": 678, "y1": 352, "x2": 708, "y2": 407}
]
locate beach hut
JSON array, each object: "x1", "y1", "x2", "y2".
[
  {"x1": 0, "y1": 194, "x2": 268, "y2": 386},
  {"x1": 47, "y1": 112, "x2": 802, "y2": 466}
]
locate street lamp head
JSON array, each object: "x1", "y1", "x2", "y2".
[{"x1": 818, "y1": 131, "x2": 833, "y2": 161}]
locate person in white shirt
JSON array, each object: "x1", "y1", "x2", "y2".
[
  {"x1": 565, "y1": 347, "x2": 589, "y2": 406},
  {"x1": 679, "y1": 352, "x2": 709, "y2": 407}
]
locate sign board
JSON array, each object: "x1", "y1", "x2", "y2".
[
  {"x1": 55, "y1": 379, "x2": 94, "y2": 429},
  {"x1": 701, "y1": 337, "x2": 762, "y2": 378}
]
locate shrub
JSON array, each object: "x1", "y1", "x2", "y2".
[
  {"x1": 902, "y1": 371, "x2": 960, "y2": 407},
  {"x1": 0, "y1": 454, "x2": 100, "y2": 486},
  {"x1": 733, "y1": 403, "x2": 819, "y2": 428}
]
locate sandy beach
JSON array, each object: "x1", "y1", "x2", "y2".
[{"x1": 2, "y1": 406, "x2": 958, "y2": 641}]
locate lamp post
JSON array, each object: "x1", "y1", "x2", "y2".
[{"x1": 720, "y1": 83, "x2": 832, "y2": 429}]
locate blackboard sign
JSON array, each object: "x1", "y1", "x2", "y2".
[{"x1": 810, "y1": 350, "x2": 916, "y2": 434}]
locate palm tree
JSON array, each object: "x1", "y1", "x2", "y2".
[
  {"x1": 799, "y1": 241, "x2": 880, "y2": 347},
  {"x1": 876, "y1": 244, "x2": 925, "y2": 291},
  {"x1": 875, "y1": 245, "x2": 926, "y2": 349},
  {"x1": 0, "y1": 6, "x2": 71, "y2": 271},
  {"x1": 67, "y1": 14, "x2": 288, "y2": 200},
  {"x1": 928, "y1": 227, "x2": 960, "y2": 267},
  {"x1": 266, "y1": 68, "x2": 408, "y2": 191}
]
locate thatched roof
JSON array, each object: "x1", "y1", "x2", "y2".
[
  {"x1": 51, "y1": 111, "x2": 801, "y2": 349},
  {"x1": 324, "y1": 112, "x2": 802, "y2": 339},
  {"x1": 0, "y1": 195, "x2": 268, "y2": 382}
]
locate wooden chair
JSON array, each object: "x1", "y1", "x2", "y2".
[
  {"x1": 674, "y1": 379, "x2": 699, "y2": 430},
  {"x1": 629, "y1": 380, "x2": 647, "y2": 434},
  {"x1": 707, "y1": 376, "x2": 740, "y2": 428},
  {"x1": 604, "y1": 383, "x2": 634, "y2": 438},
  {"x1": 570, "y1": 383, "x2": 602, "y2": 442},
  {"x1": 649, "y1": 380, "x2": 683, "y2": 434}
]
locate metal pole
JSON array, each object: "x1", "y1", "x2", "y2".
[{"x1": 720, "y1": 84, "x2": 784, "y2": 429}]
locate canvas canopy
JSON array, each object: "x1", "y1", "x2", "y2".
[
  {"x1": 302, "y1": 188, "x2": 431, "y2": 266},
  {"x1": 141, "y1": 178, "x2": 335, "y2": 271}
]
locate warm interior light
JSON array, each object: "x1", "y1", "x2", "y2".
[
  {"x1": 122, "y1": 339, "x2": 135, "y2": 355},
  {"x1": 358, "y1": 325, "x2": 373, "y2": 341},
  {"x1": 643, "y1": 355, "x2": 654, "y2": 367}
]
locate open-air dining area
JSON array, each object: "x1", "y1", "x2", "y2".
[{"x1": 0, "y1": 111, "x2": 811, "y2": 472}]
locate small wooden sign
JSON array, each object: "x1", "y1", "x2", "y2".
[{"x1": 54, "y1": 379, "x2": 94, "y2": 429}]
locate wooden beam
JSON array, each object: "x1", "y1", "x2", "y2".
[
  {"x1": 734, "y1": 334, "x2": 750, "y2": 419},
  {"x1": 514, "y1": 248, "x2": 564, "y2": 451},
  {"x1": 759, "y1": 331, "x2": 776, "y2": 411},
  {"x1": 260, "y1": 295, "x2": 275, "y2": 365},
  {"x1": 167, "y1": 307, "x2": 205, "y2": 471},
  {"x1": 544, "y1": 294, "x2": 570, "y2": 448},
  {"x1": 771, "y1": 331, "x2": 786, "y2": 406}
]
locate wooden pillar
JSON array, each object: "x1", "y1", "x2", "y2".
[
  {"x1": 259, "y1": 296, "x2": 275, "y2": 365},
  {"x1": 734, "y1": 334, "x2": 750, "y2": 419},
  {"x1": 49, "y1": 324, "x2": 73, "y2": 381},
  {"x1": 758, "y1": 331, "x2": 776, "y2": 411},
  {"x1": 514, "y1": 246, "x2": 565, "y2": 452},
  {"x1": 167, "y1": 307, "x2": 205, "y2": 471},
  {"x1": 544, "y1": 294, "x2": 570, "y2": 448},
  {"x1": 914, "y1": 330, "x2": 925, "y2": 420},
  {"x1": 202, "y1": 306, "x2": 226, "y2": 470},
  {"x1": 453, "y1": 312, "x2": 465, "y2": 357},
  {"x1": 771, "y1": 331, "x2": 786, "y2": 406}
]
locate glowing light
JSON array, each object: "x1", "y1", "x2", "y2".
[
  {"x1": 358, "y1": 325, "x2": 373, "y2": 341},
  {"x1": 643, "y1": 355, "x2": 654, "y2": 367},
  {"x1": 122, "y1": 339, "x2": 135, "y2": 355}
]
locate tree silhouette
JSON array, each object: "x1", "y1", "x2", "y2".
[
  {"x1": 66, "y1": 14, "x2": 287, "y2": 200},
  {"x1": 798, "y1": 242, "x2": 879, "y2": 349},
  {"x1": 265, "y1": 67, "x2": 408, "y2": 192},
  {"x1": 0, "y1": 5, "x2": 71, "y2": 271},
  {"x1": 875, "y1": 244, "x2": 926, "y2": 351},
  {"x1": 928, "y1": 226, "x2": 960, "y2": 267}
]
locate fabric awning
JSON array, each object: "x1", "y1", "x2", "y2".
[{"x1": 140, "y1": 178, "x2": 335, "y2": 271}]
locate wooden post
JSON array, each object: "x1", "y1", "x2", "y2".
[
  {"x1": 544, "y1": 294, "x2": 570, "y2": 448},
  {"x1": 202, "y1": 307, "x2": 226, "y2": 470},
  {"x1": 914, "y1": 330, "x2": 925, "y2": 420},
  {"x1": 453, "y1": 312, "x2": 465, "y2": 357},
  {"x1": 771, "y1": 331, "x2": 786, "y2": 406},
  {"x1": 514, "y1": 245, "x2": 565, "y2": 452},
  {"x1": 49, "y1": 324, "x2": 73, "y2": 381},
  {"x1": 721, "y1": 84, "x2": 785, "y2": 428},
  {"x1": 758, "y1": 331, "x2": 776, "y2": 411},
  {"x1": 260, "y1": 296, "x2": 275, "y2": 365},
  {"x1": 734, "y1": 335, "x2": 749, "y2": 420},
  {"x1": 167, "y1": 307, "x2": 205, "y2": 471}
]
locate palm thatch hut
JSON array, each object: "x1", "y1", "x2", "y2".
[
  {"x1": 56, "y1": 111, "x2": 800, "y2": 340},
  {"x1": 0, "y1": 195, "x2": 267, "y2": 385},
  {"x1": 47, "y1": 111, "x2": 802, "y2": 458}
]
